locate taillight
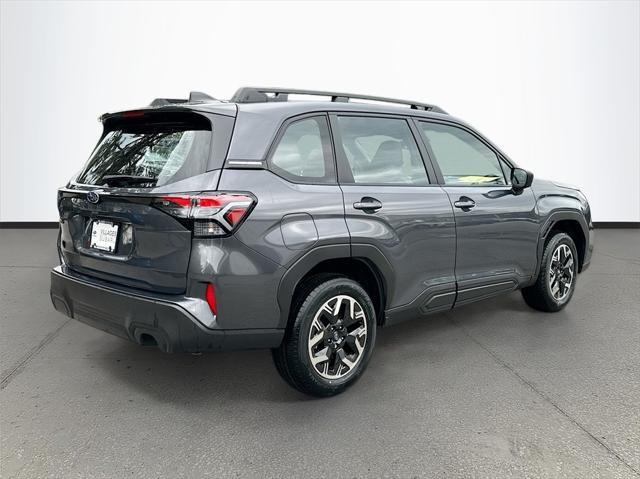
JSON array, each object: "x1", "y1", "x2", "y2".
[
  {"x1": 205, "y1": 283, "x2": 217, "y2": 315},
  {"x1": 156, "y1": 195, "x2": 192, "y2": 218},
  {"x1": 153, "y1": 193, "x2": 255, "y2": 237}
]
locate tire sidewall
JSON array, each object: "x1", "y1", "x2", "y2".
[{"x1": 295, "y1": 279, "x2": 377, "y2": 391}]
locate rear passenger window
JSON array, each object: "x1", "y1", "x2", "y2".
[
  {"x1": 270, "y1": 116, "x2": 334, "y2": 183},
  {"x1": 336, "y1": 116, "x2": 429, "y2": 186}
]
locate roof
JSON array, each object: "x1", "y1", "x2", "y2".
[
  {"x1": 101, "y1": 88, "x2": 469, "y2": 162},
  {"x1": 227, "y1": 101, "x2": 455, "y2": 161}
]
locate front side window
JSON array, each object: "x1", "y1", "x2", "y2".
[
  {"x1": 270, "y1": 116, "x2": 334, "y2": 183},
  {"x1": 336, "y1": 116, "x2": 429, "y2": 186},
  {"x1": 419, "y1": 122, "x2": 506, "y2": 186}
]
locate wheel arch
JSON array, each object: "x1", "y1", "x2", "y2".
[
  {"x1": 277, "y1": 244, "x2": 394, "y2": 329},
  {"x1": 537, "y1": 211, "x2": 589, "y2": 275}
]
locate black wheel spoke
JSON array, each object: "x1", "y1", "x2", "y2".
[
  {"x1": 344, "y1": 334, "x2": 357, "y2": 351},
  {"x1": 336, "y1": 348, "x2": 356, "y2": 371},
  {"x1": 344, "y1": 306, "x2": 364, "y2": 328},
  {"x1": 327, "y1": 347, "x2": 344, "y2": 376},
  {"x1": 336, "y1": 299, "x2": 349, "y2": 321}
]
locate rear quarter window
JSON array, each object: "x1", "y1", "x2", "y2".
[{"x1": 268, "y1": 115, "x2": 335, "y2": 184}]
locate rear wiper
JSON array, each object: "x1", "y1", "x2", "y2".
[{"x1": 100, "y1": 175, "x2": 158, "y2": 187}]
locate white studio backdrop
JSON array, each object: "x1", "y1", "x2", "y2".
[{"x1": 1, "y1": 0, "x2": 639, "y2": 222}]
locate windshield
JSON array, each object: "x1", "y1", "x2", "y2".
[{"x1": 76, "y1": 120, "x2": 212, "y2": 187}]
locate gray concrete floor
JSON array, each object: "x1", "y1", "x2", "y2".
[{"x1": 0, "y1": 228, "x2": 638, "y2": 478}]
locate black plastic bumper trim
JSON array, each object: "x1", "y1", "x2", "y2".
[{"x1": 50, "y1": 267, "x2": 283, "y2": 353}]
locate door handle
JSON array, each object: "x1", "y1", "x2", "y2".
[
  {"x1": 353, "y1": 197, "x2": 382, "y2": 212},
  {"x1": 454, "y1": 196, "x2": 476, "y2": 210}
]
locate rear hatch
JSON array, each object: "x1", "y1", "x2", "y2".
[{"x1": 58, "y1": 109, "x2": 232, "y2": 294}]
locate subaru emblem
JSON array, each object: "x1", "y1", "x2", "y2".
[{"x1": 86, "y1": 191, "x2": 100, "y2": 204}]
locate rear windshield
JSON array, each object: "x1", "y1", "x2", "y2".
[{"x1": 76, "y1": 114, "x2": 212, "y2": 188}]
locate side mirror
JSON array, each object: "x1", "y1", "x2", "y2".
[{"x1": 511, "y1": 168, "x2": 533, "y2": 191}]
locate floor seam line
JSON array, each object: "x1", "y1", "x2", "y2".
[
  {"x1": 0, "y1": 318, "x2": 72, "y2": 390},
  {"x1": 447, "y1": 315, "x2": 640, "y2": 477},
  {"x1": 596, "y1": 252, "x2": 640, "y2": 264},
  {"x1": 0, "y1": 265, "x2": 54, "y2": 269}
]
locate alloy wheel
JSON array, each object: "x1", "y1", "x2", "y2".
[
  {"x1": 307, "y1": 294, "x2": 368, "y2": 380},
  {"x1": 548, "y1": 243, "x2": 575, "y2": 301}
]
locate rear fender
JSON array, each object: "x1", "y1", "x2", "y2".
[{"x1": 276, "y1": 243, "x2": 394, "y2": 329}]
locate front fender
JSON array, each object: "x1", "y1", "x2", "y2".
[{"x1": 531, "y1": 179, "x2": 594, "y2": 279}]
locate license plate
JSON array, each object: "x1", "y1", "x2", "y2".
[{"x1": 90, "y1": 221, "x2": 119, "y2": 252}]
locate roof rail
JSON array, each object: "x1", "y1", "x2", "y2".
[
  {"x1": 189, "y1": 91, "x2": 217, "y2": 103},
  {"x1": 230, "y1": 87, "x2": 447, "y2": 114},
  {"x1": 149, "y1": 91, "x2": 217, "y2": 107},
  {"x1": 149, "y1": 98, "x2": 188, "y2": 107}
]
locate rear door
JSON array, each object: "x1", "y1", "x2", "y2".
[
  {"x1": 416, "y1": 120, "x2": 539, "y2": 305},
  {"x1": 330, "y1": 114, "x2": 456, "y2": 319},
  {"x1": 219, "y1": 113, "x2": 350, "y2": 265},
  {"x1": 58, "y1": 110, "x2": 233, "y2": 294}
]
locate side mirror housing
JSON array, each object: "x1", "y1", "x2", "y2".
[{"x1": 511, "y1": 168, "x2": 533, "y2": 191}]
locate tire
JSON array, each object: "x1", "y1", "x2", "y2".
[
  {"x1": 272, "y1": 276, "x2": 377, "y2": 397},
  {"x1": 522, "y1": 232, "x2": 578, "y2": 312}
]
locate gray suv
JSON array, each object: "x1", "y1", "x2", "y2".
[{"x1": 50, "y1": 87, "x2": 594, "y2": 396}]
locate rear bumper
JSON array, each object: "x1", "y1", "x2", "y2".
[{"x1": 50, "y1": 266, "x2": 283, "y2": 353}]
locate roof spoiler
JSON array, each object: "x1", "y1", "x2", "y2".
[
  {"x1": 149, "y1": 91, "x2": 217, "y2": 107},
  {"x1": 230, "y1": 87, "x2": 447, "y2": 114}
]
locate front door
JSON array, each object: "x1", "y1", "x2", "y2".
[
  {"x1": 330, "y1": 114, "x2": 457, "y2": 321},
  {"x1": 417, "y1": 120, "x2": 539, "y2": 306}
]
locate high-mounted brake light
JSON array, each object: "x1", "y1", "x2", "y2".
[
  {"x1": 152, "y1": 193, "x2": 255, "y2": 237},
  {"x1": 121, "y1": 110, "x2": 146, "y2": 118}
]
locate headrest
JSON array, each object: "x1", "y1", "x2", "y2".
[{"x1": 372, "y1": 140, "x2": 403, "y2": 168}]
